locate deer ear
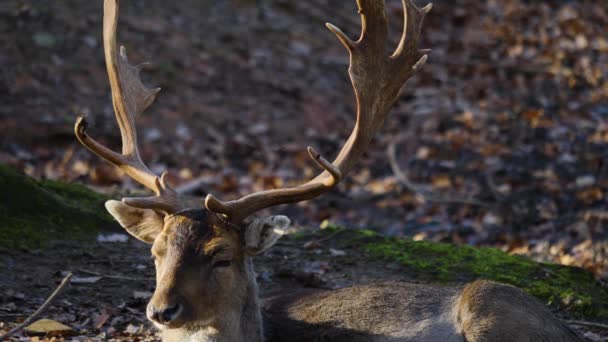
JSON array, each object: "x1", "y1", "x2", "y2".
[
  {"x1": 105, "y1": 200, "x2": 164, "y2": 244},
  {"x1": 243, "y1": 215, "x2": 290, "y2": 255}
]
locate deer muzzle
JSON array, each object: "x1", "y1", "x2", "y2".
[{"x1": 147, "y1": 301, "x2": 184, "y2": 326}]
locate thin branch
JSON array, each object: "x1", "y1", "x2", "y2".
[
  {"x1": 483, "y1": 167, "x2": 507, "y2": 203},
  {"x1": 316, "y1": 228, "x2": 350, "y2": 243},
  {"x1": 0, "y1": 273, "x2": 73, "y2": 341},
  {"x1": 387, "y1": 134, "x2": 488, "y2": 207},
  {"x1": 78, "y1": 269, "x2": 154, "y2": 282},
  {"x1": 565, "y1": 319, "x2": 608, "y2": 331}
]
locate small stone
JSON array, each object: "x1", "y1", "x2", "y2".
[
  {"x1": 0, "y1": 302, "x2": 16, "y2": 311},
  {"x1": 96, "y1": 233, "x2": 129, "y2": 243},
  {"x1": 83, "y1": 35, "x2": 97, "y2": 48},
  {"x1": 575, "y1": 175, "x2": 595, "y2": 188},
  {"x1": 303, "y1": 241, "x2": 321, "y2": 249},
  {"x1": 124, "y1": 323, "x2": 141, "y2": 334},
  {"x1": 133, "y1": 291, "x2": 153, "y2": 300},
  {"x1": 329, "y1": 248, "x2": 346, "y2": 257},
  {"x1": 482, "y1": 212, "x2": 502, "y2": 226},
  {"x1": 33, "y1": 32, "x2": 56, "y2": 48},
  {"x1": 583, "y1": 331, "x2": 601, "y2": 341}
]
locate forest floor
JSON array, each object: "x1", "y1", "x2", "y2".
[
  {"x1": 1, "y1": 229, "x2": 607, "y2": 341},
  {"x1": 0, "y1": 0, "x2": 607, "y2": 340}
]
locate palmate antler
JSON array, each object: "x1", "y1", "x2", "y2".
[
  {"x1": 205, "y1": 0, "x2": 431, "y2": 222},
  {"x1": 74, "y1": 0, "x2": 189, "y2": 214},
  {"x1": 76, "y1": 0, "x2": 430, "y2": 224}
]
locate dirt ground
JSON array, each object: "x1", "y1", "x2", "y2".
[
  {"x1": 1, "y1": 0, "x2": 607, "y2": 279},
  {"x1": 1, "y1": 231, "x2": 604, "y2": 341},
  {"x1": 1, "y1": 0, "x2": 608, "y2": 340},
  {"x1": 0, "y1": 232, "x2": 426, "y2": 341}
]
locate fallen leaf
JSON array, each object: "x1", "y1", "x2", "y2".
[
  {"x1": 25, "y1": 319, "x2": 73, "y2": 336},
  {"x1": 522, "y1": 109, "x2": 544, "y2": 128},
  {"x1": 93, "y1": 311, "x2": 111, "y2": 329},
  {"x1": 431, "y1": 175, "x2": 452, "y2": 189}
]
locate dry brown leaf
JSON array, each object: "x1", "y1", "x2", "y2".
[
  {"x1": 25, "y1": 319, "x2": 73, "y2": 336},
  {"x1": 431, "y1": 175, "x2": 452, "y2": 189}
]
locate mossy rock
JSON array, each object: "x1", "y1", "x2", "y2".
[
  {"x1": 296, "y1": 226, "x2": 608, "y2": 321},
  {"x1": 0, "y1": 165, "x2": 118, "y2": 249}
]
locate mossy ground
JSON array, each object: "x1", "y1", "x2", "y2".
[
  {"x1": 0, "y1": 165, "x2": 118, "y2": 249},
  {"x1": 298, "y1": 225, "x2": 608, "y2": 321},
  {"x1": 2, "y1": 165, "x2": 606, "y2": 320}
]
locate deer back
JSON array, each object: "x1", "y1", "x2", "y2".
[
  {"x1": 264, "y1": 280, "x2": 584, "y2": 342},
  {"x1": 455, "y1": 280, "x2": 584, "y2": 342},
  {"x1": 264, "y1": 282, "x2": 462, "y2": 342}
]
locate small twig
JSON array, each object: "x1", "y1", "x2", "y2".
[
  {"x1": 565, "y1": 319, "x2": 608, "y2": 331},
  {"x1": 387, "y1": 134, "x2": 488, "y2": 207},
  {"x1": 316, "y1": 228, "x2": 350, "y2": 243},
  {"x1": 483, "y1": 168, "x2": 507, "y2": 203},
  {"x1": 78, "y1": 269, "x2": 154, "y2": 282},
  {"x1": 0, "y1": 273, "x2": 73, "y2": 341}
]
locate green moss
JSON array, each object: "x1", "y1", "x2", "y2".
[
  {"x1": 0, "y1": 165, "x2": 118, "y2": 249},
  {"x1": 296, "y1": 227, "x2": 608, "y2": 320}
]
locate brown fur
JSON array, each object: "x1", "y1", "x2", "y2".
[
  {"x1": 264, "y1": 281, "x2": 584, "y2": 342},
  {"x1": 104, "y1": 203, "x2": 585, "y2": 341},
  {"x1": 147, "y1": 211, "x2": 264, "y2": 342},
  {"x1": 455, "y1": 280, "x2": 583, "y2": 342},
  {"x1": 87, "y1": 0, "x2": 585, "y2": 340},
  {"x1": 106, "y1": 203, "x2": 584, "y2": 342}
]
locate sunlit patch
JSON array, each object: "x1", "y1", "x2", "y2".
[{"x1": 164, "y1": 212, "x2": 215, "y2": 258}]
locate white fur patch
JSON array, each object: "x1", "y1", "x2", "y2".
[{"x1": 243, "y1": 215, "x2": 290, "y2": 255}]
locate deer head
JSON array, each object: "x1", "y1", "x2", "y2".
[
  {"x1": 75, "y1": 0, "x2": 429, "y2": 334},
  {"x1": 105, "y1": 201, "x2": 288, "y2": 331}
]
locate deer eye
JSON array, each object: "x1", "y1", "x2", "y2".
[{"x1": 212, "y1": 260, "x2": 232, "y2": 268}]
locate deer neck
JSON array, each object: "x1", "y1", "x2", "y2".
[{"x1": 161, "y1": 258, "x2": 263, "y2": 342}]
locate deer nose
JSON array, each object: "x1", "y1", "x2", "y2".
[{"x1": 147, "y1": 302, "x2": 183, "y2": 324}]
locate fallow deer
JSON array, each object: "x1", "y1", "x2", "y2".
[{"x1": 74, "y1": 0, "x2": 585, "y2": 341}]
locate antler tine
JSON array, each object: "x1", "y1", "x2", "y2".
[
  {"x1": 356, "y1": 0, "x2": 390, "y2": 49},
  {"x1": 394, "y1": 1, "x2": 432, "y2": 57},
  {"x1": 205, "y1": 0, "x2": 431, "y2": 223},
  {"x1": 204, "y1": 147, "x2": 342, "y2": 219},
  {"x1": 392, "y1": 0, "x2": 432, "y2": 77},
  {"x1": 122, "y1": 172, "x2": 183, "y2": 213},
  {"x1": 75, "y1": 0, "x2": 187, "y2": 214}
]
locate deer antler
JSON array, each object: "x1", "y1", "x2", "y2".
[
  {"x1": 74, "y1": 0, "x2": 188, "y2": 214},
  {"x1": 205, "y1": 0, "x2": 431, "y2": 222}
]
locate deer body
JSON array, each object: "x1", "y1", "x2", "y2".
[
  {"x1": 104, "y1": 205, "x2": 583, "y2": 342},
  {"x1": 76, "y1": 0, "x2": 584, "y2": 341},
  {"x1": 265, "y1": 282, "x2": 462, "y2": 342},
  {"x1": 265, "y1": 281, "x2": 582, "y2": 342}
]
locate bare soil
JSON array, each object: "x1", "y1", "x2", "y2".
[
  {"x1": 0, "y1": 231, "x2": 603, "y2": 341},
  {"x1": 1, "y1": 0, "x2": 606, "y2": 280},
  {"x1": 1, "y1": 0, "x2": 607, "y2": 340}
]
